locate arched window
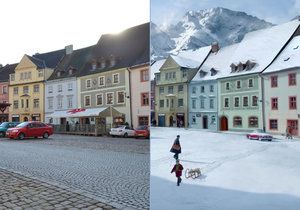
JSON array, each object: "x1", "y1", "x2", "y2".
[
  {"x1": 248, "y1": 116, "x2": 258, "y2": 128},
  {"x1": 233, "y1": 116, "x2": 242, "y2": 127}
]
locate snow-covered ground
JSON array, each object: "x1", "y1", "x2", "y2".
[{"x1": 151, "y1": 127, "x2": 300, "y2": 210}]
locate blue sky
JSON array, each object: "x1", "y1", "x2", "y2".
[{"x1": 151, "y1": 0, "x2": 300, "y2": 28}]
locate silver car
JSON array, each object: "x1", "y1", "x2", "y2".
[{"x1": 109, "y1": 125, "x2": 135, "y2": 138}]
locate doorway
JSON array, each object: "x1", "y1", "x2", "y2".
[
  {"x1": 287, "y1": 120, "x2": 298, "y2": 136},
  {"x1": 158, "y1": 115, "x2": 165, "y2": 127},
  {"x1": 203, "y1": 116, "x2": 208, "y2": 129},
  {"x1": 220, "y1": 116, "x2": 228, "y2": 131},
  {"x1": 169, "y1": 116, "x2": 174, "y2": 127},
  {"x1": 176, "y1": 114, "x2": 184, "y2": 127},
  {"x1": 23, "y1": 117, "x2": 28, "y2": 122}
]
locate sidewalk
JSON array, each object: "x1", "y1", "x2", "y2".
[{"x1": 0, "y1": 168, "x2": 118, "y2": 210}]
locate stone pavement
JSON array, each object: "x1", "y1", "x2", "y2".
[{"x1": 0, "y1": 168, "x2": 118, "y2": 210}]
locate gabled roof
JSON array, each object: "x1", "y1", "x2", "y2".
[
  {"x1": 48, "y1": 45, "x2": 95, "y2": 81},
  {"x1": 32, "y1": 48, "x2": 66, "y2": 69},
  {"x1": 220, "y1": 20, "x2": 300, "y2": 78},
  {"x1": 193, "y1": 44, "x2": 238, "y2": 82},
  {"x1": 0, "y1": 63, "x2": 18, "y2": 82},
  {"x1": 27, "y1": 55, "x2": 46, "y2": 69},
  {"x1": 80, "y1": 23, "x2": 149, "y2": 77},
  {"x1": 151, "y1": 59, "x2": 166, "y2": 80},
  {"x1": 263, "y1": 35, "x2": 300, "y2": 74}
]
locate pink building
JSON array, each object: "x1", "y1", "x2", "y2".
[{"x1": 0, "y1": 63, "x2": 18, "y2": 122}]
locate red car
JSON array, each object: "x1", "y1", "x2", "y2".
[
  {"x1": 135, "y1": 125, "x2": 150, "y2": 139},
  {"x1": 6, "y1": 121, "x2": 53, "y2": 140}
]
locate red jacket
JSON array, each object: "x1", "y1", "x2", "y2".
[{"x1": 171, "y1": 164, "x2": 183, "y2": 177}]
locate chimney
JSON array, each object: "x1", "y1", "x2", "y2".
[
  {"x1": 211, "y1": 42, "x2": 220, "y2": 53},
  {"x1": 65, "y1": 45, "x2": 73, "y2": 55}
]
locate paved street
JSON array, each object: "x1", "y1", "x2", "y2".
[{"x1": 0, "y1": 135, "x2": 150, "y2": 209}]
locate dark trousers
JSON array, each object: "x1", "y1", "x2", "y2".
[
  {"x1": 173, "y1": 153, "x2": 179, "y2": 160},
  {"x1": 177, "y1": 177, "x2": 182, "y2": 186}
]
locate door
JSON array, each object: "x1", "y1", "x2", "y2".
[
  {"x1": 220, "y1": 116, "x2": 228, "y2": 131},
  {"x1": 176, "y1": 114, "x2": 185, "y2": 127},
  {"x1": 169, "y1": 116, "x2": 173, "y2": 127},
  {"x1": 203, "y1": 116, "x2": 208, "y2": 129},
  {"x1": 158, "y1": 115, "x2": 165, "y2": 127},
  {"x1": 287, "y1": 120, "x2": 298, "y2": 136}
]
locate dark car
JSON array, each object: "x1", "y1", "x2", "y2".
[
  {"x1": 135, "y1": 125, "x2": 150, "y2": 139},
  {"x1": 6, "y1": 121, "x2": 54, "y2": 140},
  {"x1": 0, "y1": 122, "x2": 19, "y2": 137}
]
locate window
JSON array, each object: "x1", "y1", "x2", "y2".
[
  {"x1": 138, "y1": 116, "x2": 149, "y2": 126},
  {"x1": 178, "y1": 85, "x2": 183, "y2": 92},
  {"x1": 23, "y1": 86, "x2": 29, "y2": 94},
  {"x1": 141, "y1": 69, "x2": 149, "y2": 82},
  {"x1": 192, "y1": 99, "x2": 196, "y2": 109},
  {"x1": 84, "y1": 95, "x2": 91, "y2": 106},
  {"x1": 33, "y1": 99, "x2": 39, "y2": 108},
  {"x1": 224, "y1": 98, "x2": 229, "y2": 108},
  {"x1": 166, "y1": 99, "x2": 169, "y2": 107},
  {"x1": 178, "y1": 99, "x2": 183, "y2": 107},
  {"x1": 243, "y1": 96, "x2": 248, "y2": 107},
  {"x1": 192, "y1": 87, "x2": 196, "y2": 94},
  {"x1": 141, "y1": 92, "x2": 149, "y2": 106},
  {"x1": 68, "y1": 83, "x2": 73, "y2": 91},
  {"x1": 106, "y1": 93, "x2": 113, "y2": 105},
  {"x1": 117, "y1": 92, "x2": 125, "y2": 104},
  {"x1": 269, "y1": 119, "x2": 278, "y2": 130},
  {"x1": 271, "y1": 98, "x2": 278, "y2": 110},
  {"x1": 248, "y1": 79, "x2": 253, "y2": 87},
  {"x1": 210, "y1": 85, "x2": 214, "y2": 92},
  {"x1": 113, "y1": 74, "x2": 119, "y2": 84},
  {"x1": 159, "y1": 87, "x2": 164, "y2": 94},
  {"x1": 96, "y1": 94, "x2": 103, "y2": 106},
  {"x1": 2, "y1": 86, "x2": 7, "y2": 94},
  {"x1": 48, "y1": 98, "x2": 53, "y2": 109},
  {"x1": 10, "y1": 74, "x2": 15, "y2": 81},
  {"x1": 172, "y1": 72, "x2": 176, "y2": 79},
  {"x1": 226, "y1": 82, "x2": 230, "y2": 90},
  {"x1": 168, "y1": 86, "x2": 173, "y2": 94},
  {"x1": 13, "y1": 100, "x2": 18, "y2": 109},
  {"x1": 26, "y1": 99, "x2": 29, "y2": 108},
  {"x1": 86, "y1": 79, "x2": 91, "y2": 88},
  {"x1": 156, "y1": 74, "x2": 160, "y2": 81},
  {"x1": 252, "y1": 96, "x2": 258, "y2": 106},
  {"x1": 289, "y1": 73, "x2": 296, "y2": 86},
  {"x1": 67, "y1": 96, "x2": 73, "y2": 108},
  {"x1": 13, "y1": 87, "x2": 19, "y2": 95},
  {"x1": 289, "y1": 96, "x2": 297, "y2": 109},
  {"x1": 236, "y1": 80, "x2": 241, "y2": 89},
  {"x1": 48, "y1": 86, "x2": 53, "y2": 93},
  {"x1": 57, "y1": 97, "x2": 63, "y2": 109},
  {"x1": 182, "y1": 70, "x2": 187, "y2": 78},
  {"x1": 99, "y1": 76, "x2": 105, "y2": 86},
  {"x1": 211, "y1": 115, "x2": 216, "y2": 124},
  {"x1": 201, "y1": 86, "x2": 205, "y2": 93},
  {"x1": 234, "y1": 97, "x2": 239, "y2": 107},
  {"x1": 159, "y1": 100, "x2": 164, "y2": 108},
  {"x1": 200, "y1": 98, "x2": 205, "y2": 108},
  {"x1": 233, "y1": 116, "x2": 242, "y2": 127},
  {"x1": 248, "y1": 116, "x2": 258, "y2": 128},
  {"x1": 33, "y1": 85, "x2": 39, "y2": 93},
  {"x1": 170, "y1": 99, "x2": 174, "y2": 108},
  {"x1": 57, "y1": 84, "x2": 63, "y2": 92},
  {"x1": 192, "y1": 116, "x2": 196, "y2": 124},
  {"x1": 20, "y1": 73, "x2": 24, "y2": 80},
  {"x1": 209, "y1": 98, "x2": 214, "y2": 109},
  {"x1": 21, "y1": 99, "x2": 24, "y2": 108},
  {"x1": 271, "y1": 75, "x2": 278, "y2": 87},
  {"x1": 38, "y1": 70, "x2": 43, "y2": 77}
]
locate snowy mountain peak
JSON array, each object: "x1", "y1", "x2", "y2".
[{"x1": 151, "y1": 7, "x2": 273, "y2": 60}]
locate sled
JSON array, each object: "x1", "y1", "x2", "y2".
[{"x1": 185, "y1": 168, "x2": 201, "y2": 179}]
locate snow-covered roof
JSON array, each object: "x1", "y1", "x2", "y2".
[
  {"x1": 150, "y1": 59, "x2": 166, "y2": 80},
  {"x1": 192, "y1": 43, "x2": 239, "y2": 82},
  {"x1": 219, "y1": 20, "x2": 300, "y2": 78},
  {"x1": 170, "y1": 55, "x2": 201, "y2": 68},
  {"x1": 263, "y1": 35, "x2": 300, "y2": 74}
]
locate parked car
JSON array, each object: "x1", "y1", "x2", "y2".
[
  {"x1": 135, "y1": 125, "x2": 150, "y2": 139},
  {"x1": 109, "y1": 125, "x2": 135, "y2": 137},
  {"x1": 6, "y1": 121, "x2": 53, "y2": 140},
  {"x1": 0, "y1": 122, "x2": 19, "y2": 137},
  {"x1": 246, "y1": 129, "x2": 273, "y2": 141}
]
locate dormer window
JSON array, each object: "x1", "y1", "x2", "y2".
[
  {"x1": 230, "y1": 63, "x2": 237, "y2": 73},
  {"x1": 210, "y1": 68, "x2": 217, "y2": 76},
  {"x1": 199, "y1": 70, "x2": 207, "y2": 78},
  {"x1": 92, "y1": 63, "x2": 97, "y2": 70},
  {"x1": 237, "y1": 62, "x2": 243, "y2": 71},
  {"x1": 110, "y1": 55, "x2": 116, "y2": 67},
  {"x1": 100, "y1": 58, "x2": 106, "y2": 69},
  {"x1": 57, "y1": 71, "x2": 61, "y2": 77},
  {"x1": 246, "y1": 60, "x2": 256, "y2": 70},
  {"x1": 68, "y1": 68, "x2": 73, "y2": 75}
]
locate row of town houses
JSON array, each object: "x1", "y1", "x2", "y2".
[
  {"x1": 0, "y1": 23, "x2": 150, "y2": 130},
  {"x1": 152, "y1": 20, "x2": 300, "y2": 137}
]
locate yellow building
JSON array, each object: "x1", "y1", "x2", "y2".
[{"x1": 9, "y1": 49, "x2": 65, "y2": 122}]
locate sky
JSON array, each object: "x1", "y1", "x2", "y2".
[
  {"x1": 0, "y1": 0, "x2": 149, "y2": 65},
  {"x1": 151, "y1": 0, "x2": 300, "y2": 29}
]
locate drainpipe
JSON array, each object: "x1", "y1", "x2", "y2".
[
  {"x1": 126, "y1": 67, "x2": 133, "y2": 128},
  {"x1": 259, "y1": 73, "x2": 266, "y2": 132}
]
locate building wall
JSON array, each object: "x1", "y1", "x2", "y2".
[
  {"x1": 189, "y1": 80, "x2": 218, "y2": 131},
  {"x1": 218, "y1": 74, "x2": 263, "y2": 131},
  {"x1": 130, "y1": 65, "x2": 150, "y2": 128},
  {"x1": 0, "y1": 82, "x2": 9, "y2": 121},
  {"x1": 78, "y1": 68, "x2": 131, "y2": 125},
  {"x1": 45, "y1": 77, "x2": 78, "y2": 124},
  {"x1": 264, "y1": 69, "x2": 300, "y2": 136}
]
